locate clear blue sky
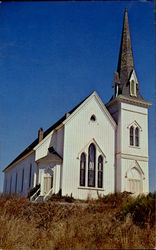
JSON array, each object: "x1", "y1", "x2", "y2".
[{"x1": 0, "y1": 1, "x2": 155, "y2": 192}]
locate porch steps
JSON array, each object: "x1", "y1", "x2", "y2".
[{"x1": 35, "y1": 195, "x2": 44, "y2": 202}]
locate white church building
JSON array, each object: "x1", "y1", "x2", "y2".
[{"x1": 3, "y1": 9, "x2": 151, "y2": 200}]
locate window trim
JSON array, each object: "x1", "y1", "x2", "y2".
[
  {"x1": 88, "y1": 143, "x2": 96, "y2": 187},
  {"x1": 129, "y1": 126, "x2": 140, "y2": 147},
  {"x1": 135, "y1": 127, "x2": 139, "y2": 147},
  {"x1": 80, "y1": 153, "x2": 86, "y2": 187},
  {"x1": 98, "y1": 155, "x2": 103, "y2": 188}
]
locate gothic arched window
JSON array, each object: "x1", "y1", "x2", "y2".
[
  {"x1": 80, "y1": 153, "x2": 86, "y2": 186},
  {"x1": 88, "y1": 143, "x2": 96, "y2": 187},
  {"x1": 130, "y1": 126, "x2": 134, "y2": 146},
  {"x1": 135, "y1": 127, "x2": 139, "y2": 147},
  {"x1": 98, "y1": 155, "x2": 103, "y2": 188}
]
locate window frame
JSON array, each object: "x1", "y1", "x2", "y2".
[
  {"x1": 135, "y1": 127, "x2": 139, "y2": 147},
  {"x1": 98, "y1": 155, "x2": 103, "y2": 188},
  {"x1": 129, "y1": 126, "x2": 140, "y2": 147},
  {"x1": 80, "y1": 153, "x2": 86, "y2": 187},
  {"x1": 130, "y1": 126, "x2": 134, "y2": 146},
  {"x1": 88, "y1": 143, "x2": 96, "y2": 187}
]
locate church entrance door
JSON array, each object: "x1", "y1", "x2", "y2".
[
  {"x1": 127, "y1": 167, "x2": 143, "y2": 195},
  {"x1": 44, "y1": 176, "x2": 53, "y2": 195}
]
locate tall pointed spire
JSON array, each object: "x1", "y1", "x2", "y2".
[
  {"x1": 117, "y1": 8, "x2": 134, "y2": 87},
  {"x1": 110, "y1": 9, "x2": 143, "y2": 101}
]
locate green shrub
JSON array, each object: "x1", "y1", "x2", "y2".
[
  {"x1": 27, "y1": 184, "x2": 40, "y2": 199},
  {"x1": 49, "y1": 191, "x2": 75, "y2": 203},
  {"x1": 121, "y1": 192, "x2": 156, "y2": 227}
]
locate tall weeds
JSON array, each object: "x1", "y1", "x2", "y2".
[{"x1": 0, "y1": 193, "x2": 155, "y2": 249}]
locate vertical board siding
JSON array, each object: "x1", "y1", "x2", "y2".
[
  {"x1": 4, "y1": 153, "x2": 36, "y2": 196},
  {"x1": 62, "y1": 96, "x2": 115, "y2": 199}
]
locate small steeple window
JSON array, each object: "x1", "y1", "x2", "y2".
[
  {"x1": 135, "y1": 127, "x2": 139, "y2": 147},
  {"x1": 130, "y1": 126, "x2": 134, "y2": 146},
  {"x1": 130, "y1": 126, "x2": 140, "y2": 147},
  {"x1": 130, "y1": 80, "x2": 136, "y2": 97}
]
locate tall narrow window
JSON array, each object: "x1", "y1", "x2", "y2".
[
  {"x1": 21, "y1": 168, "x2": 24, "y2": 192},
  {"x1": 135, "y1": 127, "x2": 139, "y2": 147},
  {"x1": 130, "y1": 80, "x2": 136, "y2": 96},
  {"x1": 98, "y1": 155, "x2": 103, "y2": 188},
  {"x1": 15, "y1": 172, "x2": 18, "y2": 193},
  {"x1": 9, "y1": 176, "x2": 12, "y2": 194},
  {"x1": 80, "y1": 153, "x2": 86, "y2": 186},
  {"x1": 130, "y1": 126, "x2": 134, "y2": 146},
  {"x1": 88, "y1": 143, "x2": 96, "y2": 187},
  {"x1": 29, "y1": 164, "x2": 32, "y2": 188}
]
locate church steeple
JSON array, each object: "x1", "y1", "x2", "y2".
[
  {"x1": 117, "y1": 8, "x2": 134, "y2": 86},
  {"x1": 113, "y1": 9, "x2": 143, "y2": 100}
]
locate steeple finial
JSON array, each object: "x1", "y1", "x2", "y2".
[{"x1": 117, "y1": 8, "x2": 134, "y2": 87}]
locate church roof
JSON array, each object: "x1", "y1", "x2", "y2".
[{"x1": 3, "y1": 93, "x2": 91, "y2": 171}]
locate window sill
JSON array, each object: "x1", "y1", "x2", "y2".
[
  {"x1": 129, "y1": 145, "x2": 140, "y2": 149},
  {"x1": 78, "y1": 186, "x2": 104, "y2": 191}
]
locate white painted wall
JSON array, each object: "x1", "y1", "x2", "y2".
[
  {"x1": 35, "y1": 127, "x2": 64, "y2": 161},
  {"x1": 3, "y1": 93, "x2": 150, "y2": 199},
  {"x1": 4, "y1": 152, "x2": 36, "y2": 196},
  {"x1": 62, "y1": 94, "x2": 116, "y2": 199},
  {"x1": 108, "y1": 100, "x2": 149, "y2": 194},
  {"x1": 38, "y1": 162, "x2": 61, "y2": 195}
]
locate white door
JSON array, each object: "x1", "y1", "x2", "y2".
[
  {"x1": 127, "y1": 167, "x2": 143, "y2": 195},
  {"x1": 44, "y1": 176, "x2": 53, "y2": 195},
  {"x1": 128, "y1": 179, "x2": 142, "y2": 195}
]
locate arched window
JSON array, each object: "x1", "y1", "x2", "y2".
[
  {"x1": 90, "y1": 115, "x2": 96, "y2": 122},
  {"x1": 135, "y1": 127, "x2": 139, "y2": 147},
  {"x1": 98, "y1": 155, "x2": 103, "y2": 188},
  {"x1": 88, "y1": 143, "x2": 96, "y2": 187},
  {"x1": 80, "y1": 153, "x2": 86, "y2": 186},
  {"x1": 130, "y1": 126, "x2": 134, "y2": 146}
]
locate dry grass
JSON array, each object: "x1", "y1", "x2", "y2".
[{"x1": 0, "y1": 193, "x2": 155, "y2": 249}]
